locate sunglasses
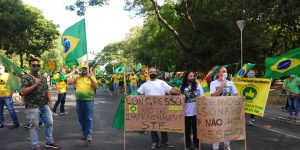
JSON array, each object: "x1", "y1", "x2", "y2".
[{"x1": 31, "y1": 64, "x2": 40, "y2": 68}]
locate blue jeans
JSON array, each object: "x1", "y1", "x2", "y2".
[
  {"x1": 26, "y1": 105, "x2": 54, "y2": 148},
  {"x1": 113, "y1": 83, "x2": 119, "y2": 93},
  {"x1": 52, "y1": 93, "x2": 66, "y2": 113},
  {"x1": 76, "y1": 100, "x2": 93, "y2": 136},
  {"x1": 130, "y1": 85, "x2": 137, "y2": 93},
  {"x1": 0, "y1": 96, "x2": 19, "y2": 125},
  {"x1": 288, "y1": 96, "x2": 299, "y2": 117}
]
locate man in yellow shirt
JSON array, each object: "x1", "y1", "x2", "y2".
[
  {"x1": 52, "y1": 68, "x2": 67, "y2": 115},
  {"x1": 129, "y1": 72, "x2": 138, "y2": 92},
  {"x1": 112, "y1": 74, "x2": 121, "y2": 96},
  {"x1": 68, "y1": 66, "x2": 98, "y2": 142},
  {"x1": 0, "y1": 64, "x2": 20, "y2": 129}
]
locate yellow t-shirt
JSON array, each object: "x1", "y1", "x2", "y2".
[
  {"x1": 0, "y1": 73, "x2": 11, "y2": 97},
  {"x1": 75, "y1": 76, "x2": 97, "y2": 100},
  {"x1": 129, "y1": 75, "x2": 138, "y2": 86},
  {"x1": 112, "y1": 74, "x2": 121, "y2": 84},
  {"x1": 145, "y1": 74, "x2": 150, "y2": 81},
  {"x1": 56, "y1": 81, "x2": 67, "y2": 93},
  {"x1": 141, "y1": 74, "x2": 146, "y2": 81}
]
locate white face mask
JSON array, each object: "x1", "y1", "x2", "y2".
[{"x1": 222, "y1": 72, "x2": 228, "y2": 80}]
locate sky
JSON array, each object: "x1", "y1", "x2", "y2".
[{"x1": 22, "y1": 0, "x2": 144, "y2": 58}]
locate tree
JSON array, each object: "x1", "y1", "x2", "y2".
[{"x1": 0, "y1": 0, "x2": 59, "y2": 68}]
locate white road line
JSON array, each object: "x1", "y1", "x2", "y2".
[{"x1": 254, "y1": 122, "x2": 300, "y2": 140}]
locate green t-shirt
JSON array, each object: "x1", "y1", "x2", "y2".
[{"x1": 283, "y1": 77, "x2": 300, "y2": 94}]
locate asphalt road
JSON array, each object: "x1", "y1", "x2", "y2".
[{"x1": 0, "y1": 87, "x2": 299, "y2": 150}]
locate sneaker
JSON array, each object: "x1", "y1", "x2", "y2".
[
  {"x1": 33, "y1": 146, "x2": 42, "y2": 150},
  {"x1": 288, "y1": 116, "x2": 292, "y2": 120},
  {"x1": 161, "y1": 142, "x2": 174, "y2": 148},
  {"x1": 52, "y1": 112, "x2": 58, "y2": 116},
  {"x1": 45, "y1": 143, "x2": 59, "y2": 149},
  {"x1": 59, "y1": 112, "x2": 68, "y2": 115},
  {"x1": 224, "y1": 145, "x2": 231, "y2": 150},
  {"x1": 24, "y1": 123, "x2": 31, "y2": 129},
  {"x1": 248, "y1": 120, "x2": 254, "y2": 126},
  {"x1": 39, "y1": 122, "x2": 44, "y2": 127},
  {"x1": 0, "y1": 124, "x2": 3, "y2": 128},
  {"x1": 294, "y1": 117, "x2": 297, "y2": 120},
  {"x1": 80, "y1": 135, "x2": 87, "y2": 140},
  {"x1": 9, "y1": 123, "x2": 20, "y2": 129},
  {"x1": 151, "y1": 143, "x2": 160, "y2": 149},
  {"x1": 86, "y1": 136, "x2": 92, "y2": 142}
]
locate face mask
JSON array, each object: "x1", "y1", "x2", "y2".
[
  {"x1": 188, "y1": 79, "x2": 195, "y2": 83},
  {"x1": 150, "y1": 74, "x2": 157, "y2": 79},
  {"x1": 290, "y1": 75, "x2": 295, "y2": 78},
  {"x1": 248, "y1": 73, "x2": 255, "y2": 78},
  {"x1": 222, "y1": 72, "x2": 228, "y2": 80},
  {"x1": 80, "y1": 68, "x2": 88, "y2": 76}
]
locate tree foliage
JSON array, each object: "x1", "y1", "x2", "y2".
[
  {"x1": 0, "y1": 0, "x2": 59, "y2": 68},
  {"x1": 69, "y1": 0, "x2": 300, "y2": 72}
]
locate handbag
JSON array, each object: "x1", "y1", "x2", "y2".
[{"x1": 289, "y1": 93, "x2": 297, "y2": 99}]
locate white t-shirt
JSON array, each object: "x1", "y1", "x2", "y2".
[
  {"x1": 181, "y1": 84, "x2": 204, "y2": 116},
  {"x1": 210, "y1": 80, "x2": 237, "y2": 96},
  {"x1": 137, "y1": 79, "x2": 172, "y2": 96}
]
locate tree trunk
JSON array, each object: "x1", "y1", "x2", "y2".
[{"x1": 19, "y1": 52, "x2": 23, "y2": 69}]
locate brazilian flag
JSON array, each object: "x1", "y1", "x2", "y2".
[
  {"x1": 114, "y1": 64, "x2": 126, "y2": 75},
  {"x1": 0, "y1": 55, "x2": 22, "y2": 91},
  {"x1": 98, "y1": 77, "x2": 111, "y2": 88},
  {"x1": 234, "y1": 63, "x2": 255, "y2": 78},
  {"x1": 61, "y1": 19, "x2": 87, "y2": 67},
  {"x1": 265, "y1": 47, "x2": 300, "y2": 79}
]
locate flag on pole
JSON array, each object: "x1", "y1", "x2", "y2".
[
  {"x1": 114, "y1": 64, "x2": 126, "y2": 74},
  {"x1": 264, "y1": 47, "x2": 300, "y2": 79},
  {"x1": 234, "y1": 63, "x2": 255, "y2": 78},
  {"x1": 61, "y1": 19, "x2": 87, "y2": 67},
  {"x1": 0, "y1": 55, "x2": 22, "y2": 91},
  {"x1": 203, "y1": 66, "x2": 219, "y2": 82}
]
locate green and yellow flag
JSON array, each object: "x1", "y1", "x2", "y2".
[
  {"x1": 0, "y1": 55, "x2": 22, "y2": 91},
  {"x1": 61, "y1": 19, "x2": 87, "y2": 67},
  {"x1": 233, "y1": 78, "x2": 271, "y2": 117},
  {"x1": 200, "y1": 81, "x2": 210, "y2": 96},
  {"x1": 234, "y1": 63, "x2": 255, "y2": 78},
  {"x1": 98, "y1": 77, "x2": 111, "y2": 88},
  {"x1": 264, "y1": 47, "x2": 300, "y2": 79},
  {"x1": 114, "y1": 64, "x2": 126, "y2": 74}
]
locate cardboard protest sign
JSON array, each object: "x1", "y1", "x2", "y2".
[
  {"x1": 233, "y1": 78, "x2": 271, "y2": 117},
  {"x1": 197, "y1": 96, "x2": 246, "y2": 142},
  {"x1": 125, "y1": 95, "x2": 185, "y2": 133}
]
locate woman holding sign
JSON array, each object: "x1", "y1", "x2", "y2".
[
  {"x1": 180, "y1": 71, "x2": 204, "y2": 150},
  {"x1": 210, "y1": 66, "x2": 238, "y2": 150}
]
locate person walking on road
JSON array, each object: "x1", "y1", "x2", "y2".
[
  {"x1": 52, "y1": 68, "x2": 68, "y2": 115},
  {"x1": 0, "y1": 64, "x2": 20, "y2": 129},
  {"x1": 20, "y1": 58, "x2": 59, "y2": 150},
  {"x1": 137, "y1": 67, "x2": 180, "y2": 149},
  {"x1": 282, "y1": 75, "x2": 299, "y2": 120},
  {"x1": 68, "y1": 65, "x2": 98, "y2": 142},
  {"x1": 210, "y1": 66, "x2": 238, "y2": 150},
  {"x1": 180, "y1": 71, "x2": 204, "y2": 150}
]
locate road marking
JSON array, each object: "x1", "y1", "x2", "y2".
[{"x1": 254, "y1": 122, "x2": 300, "y2": 140}]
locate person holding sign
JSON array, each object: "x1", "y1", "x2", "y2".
[
  {"x1": 137, "y1": 67, "x2": 180, "y2": 149},
  {"x1": 282, "y1": 75, "x2": 299, "y2": 120},
  {"x1": 247, "y1": 70, "x2": 256, "y2": 126},
  {"x1": 210, "y1": 66, "x2": 238, "y2": 150},
  {"x1": 180, "y1": 71, "x2": 204, "y2": 150}
]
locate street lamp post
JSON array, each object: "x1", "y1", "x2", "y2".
[{"x1": 236, "y1": 20, "x2": 246, "y2": 68}]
